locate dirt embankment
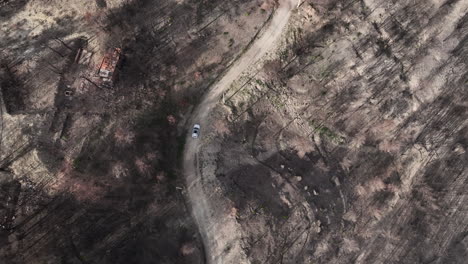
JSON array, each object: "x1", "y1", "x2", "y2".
[{"x1": 196, "y1": 0, "x2": 468, "y2": 263}]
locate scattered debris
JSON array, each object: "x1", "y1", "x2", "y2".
[{"x1": 97, "y1": 47, "x2": 122, "y2": 87}]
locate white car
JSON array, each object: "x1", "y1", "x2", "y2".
[{"x1": 192, "y1": 124, "x2": 201, "y2": 138}]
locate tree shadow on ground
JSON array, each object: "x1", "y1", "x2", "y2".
[
  {"x1": 0, "y1": 0, "x2": 30, "y2": 21},
  {"x1": 0, "y1": 145, "x2": 203, "y2": 264}
]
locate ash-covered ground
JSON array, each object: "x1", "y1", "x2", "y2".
[
  {"x1": 1, "y1": 0, "x2": 468, "y2": 264},
  {"x1": 0, "y1": 0, "x2": 273, "y2": 263},
  {"x1": 200, "y1": 0, "x2": 468, "y2": 263}
]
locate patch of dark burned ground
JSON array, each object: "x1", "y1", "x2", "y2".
[
  {"x1": 133, "y1": 98, "x2": 190, "y2": 180},
  {"x1": 1, "y1": 26, "x2": 82, "y2": 115},
  {"x1": 1, "y1": 10, "x2": 79, "y2": 57},
  {"x1": 219, "y1": 111, "x2": 348, "y2": 230},
  {"x1": 27, "y1": 99, "x2": 202, "y2": 263},
  {"x1": 2, "y1": 105, "x2": 203, "y2": 262},
  {"x1": 217, "y1": 144, "x2": 345, "y2": 230},
  {"x1": 98, "y1": 208, "x2": 203, "y2": 264},
  {"x1": 216, "y1": 117, "x2": 291, "y2": 218},
  {"x1": 278, "y1": 148, "x2": 346, "y2": 229},
  {"x1": 0, "y1": 172, "x2": 20, "y2": 234},
  {"x1": 350, "y1": 142, "x2": 395, "y2": 183},
  {"x1": 106, "y1": 0, "x2": 227, "y2": 86},
  {"x1": 107, "y1": 0, "x2": 254, "y2": 105},
  {"x1": 217, "y1": 158, "x2": 290, "y2": 218},
  {"x1": 0, "y1": 63, "x2": 26, "y2": 114},
  {"x1": 69, "y1": 100, "x2": 182, "y2": 185},
  {"x1": 0, "y1": 0, "x2": 30, "y2": 21},
  {"x1": 441, "y1": 231, "x2": 468, "y2": 264},
  {"x1": 0, "y1": 183, "x2": 202, "y2": 264}
]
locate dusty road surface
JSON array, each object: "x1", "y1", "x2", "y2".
[{"x1": 183, "y1": 0, "x2": 298, "y2": 263}]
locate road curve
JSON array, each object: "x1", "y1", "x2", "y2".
[{"x1": 183, "y1": 1, "x2": 298, "y2": 263}]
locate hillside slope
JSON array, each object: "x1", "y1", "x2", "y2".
[{"x1": 198, "y1": 0, "x2": 468, "y2": 263}]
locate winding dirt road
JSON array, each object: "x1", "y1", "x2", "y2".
[{"x1": 183, "y1": 1, "x2": 298, "y2": 263}]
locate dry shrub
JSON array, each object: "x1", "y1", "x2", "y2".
[
  {"x1": 155, "y1": 172, "x2": 166, "y2": 182},
  {"x1": 289, "y1": 136, "x2": 314, "y2": 158},
  {"x1": 53, "y1": 162, "x2": 105, "y2": 202},
  {"x1": 194, "y1": 71, "x2": 202, "y2": 81},
  {"x1": 83, "y1": 12, "x2": 94, "y2": 23},
  {"x1": 68, "y1": 179, "x2": 104, "y2": 202},
  {"x1": 169, "y1": 65, "x2": 178, "y2": 75},
  {"x1": 315, "y1": 159, "x2": 329, "y2": 172},
  {"x1": 156, "y1": 88, "x2": 167, "y2": 98},
  {"x1": 355, "y1": 184, "x2": 366, "y2": 196},
  {"x1": 350, "y1": 133, "x2": 366, "y2": 149},
  {"x1": 342, "y1": 238, "x2": 360, "y2": 253},
  {"x1": 135, "y1": 158, "x2": 151, "y2": 175},
  {"x1": 342, "y1": 210, "x2": 357, "y2": 222},
  {"x1": 114, "y1": 127, "x2": 135, "y2": 145},
  {"x1": 146, "y1": 152, "x2": 159, "y2": 161},
  {"x1": 355, "y1": 178, "x2": 386, "y2": 197},
  {"x1": 260, "y1": 0, "x2": 277, "y2": 10},
  {"x1": 367, "y1": 178, "x2": 386, "y2": 193},
  {"x1": 371, "y1": 119, "x2": 397, "y2": 139},
  {"x1": 112, "y1": 162, "x2": 128, "y2": 179},
  {"x1": 378, "y1": 139, "x2": 400, "y2": 153},
  {"x1": 340, "y1": 157, "x2": 353, "y2": 172},
  {"x1": 167, "y1": 115, "x2": 177, "y2": 125},
  {"x1": 180, "y1": 242, "x2": 196, "y2": 256},
  {"x1": 371, "y1": 207, "x2": 383, "y2": 220},
  {"x1": 314, "y1": 240, "x2": 330, "y2": 257},
  {"x1": 229, "y1": 207, "x2": 238, "y2": 218}
]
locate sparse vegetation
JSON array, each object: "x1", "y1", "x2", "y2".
[
  {"x1": 210, "y1": 1, "x2": 468, "y2": 263},
  {"x1": 0, "y1": 0, "x2": 273, "y2": 263},
  {"x1": 1, "y1": 0, "x2": 468, "y2": 264},
  {"x1": 308, "y1": 119, "x2": 344, "y2": 143}
]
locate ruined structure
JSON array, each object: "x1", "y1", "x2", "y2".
[{"x1": 97, "y1": 48, "x2": 122, "y2": 87}]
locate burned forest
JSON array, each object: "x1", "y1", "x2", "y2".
[{"x1": 1, "y1": 0, "x2": 468, "y2": 264}]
